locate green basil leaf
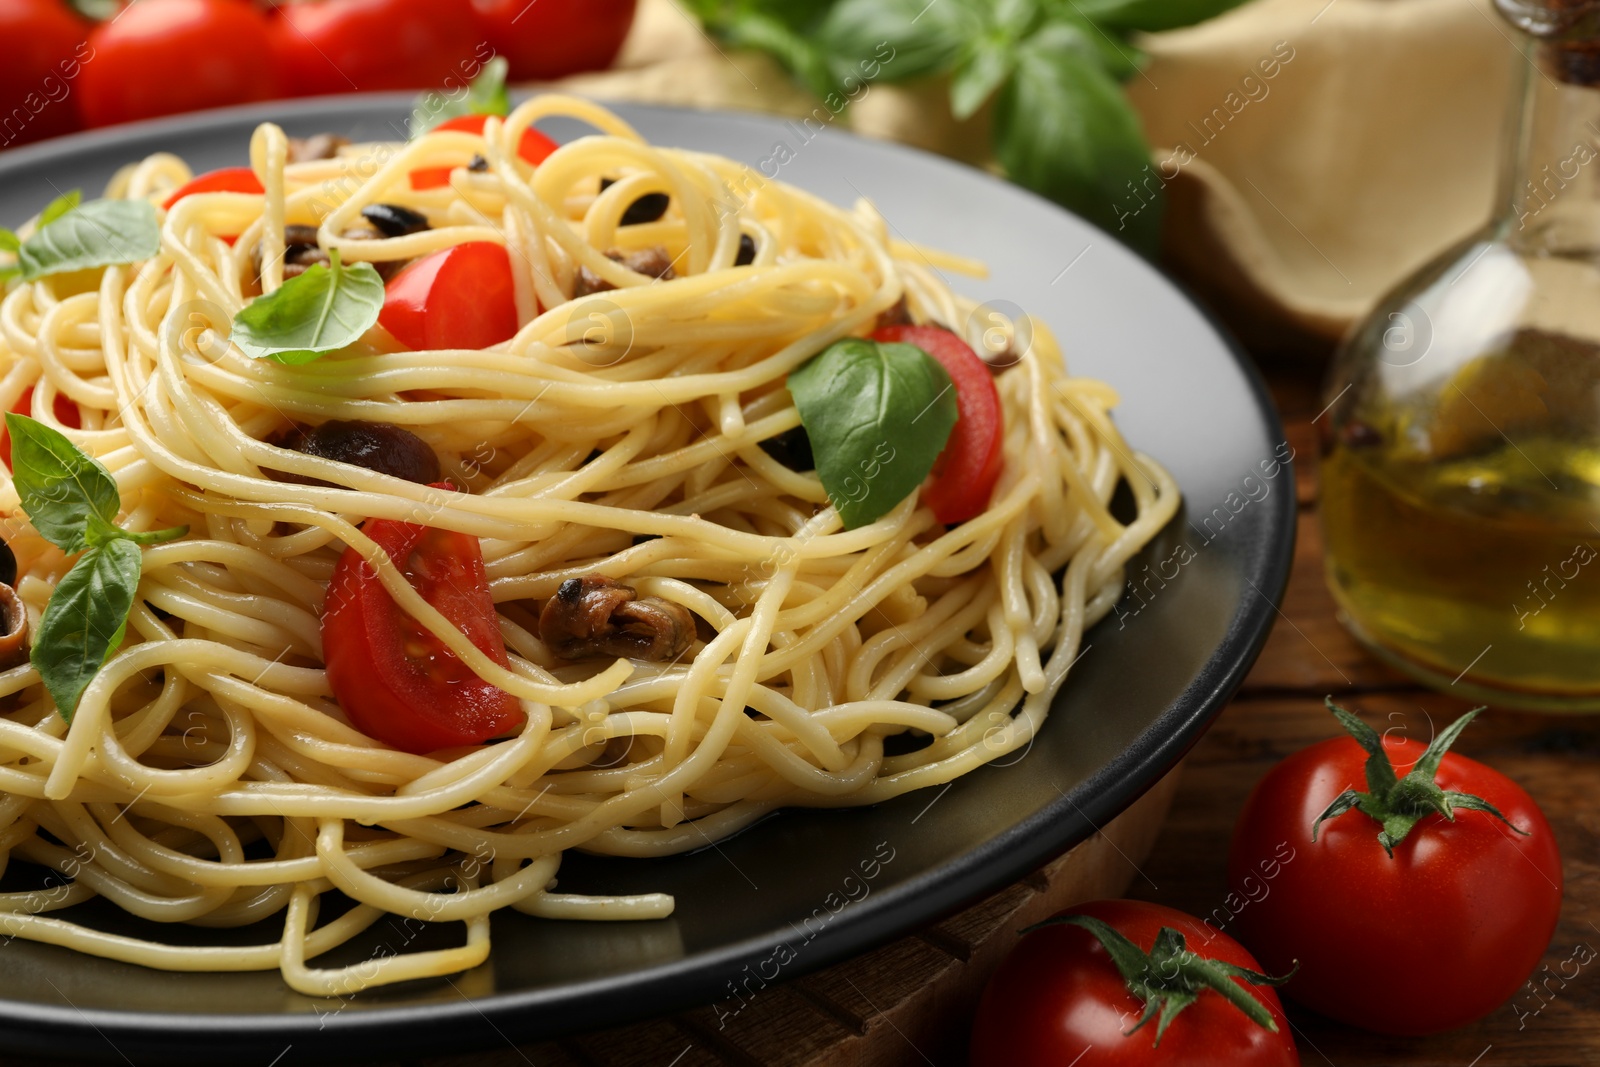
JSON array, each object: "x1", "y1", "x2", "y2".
[
  {"x1": 787, "y1": 338, "x2": 957, "y2": 529},
  {"x1": 411, "y1": 56, "x2": 510, "y2": 137},
  {"x1": 1060, "y1": 0, "x2": 1248, "y2": 32},
  {"x1": 15, "y1": 197, "x2": 160, "y2": 282},
  {"x1": 689, "y1": 1, "x2": 840, "y2": 96},
  {"x1": 815, "y1": 0, "x2": 983, "y2": 85},
  {"x1": 466, "y1": 56, "x2": 510, "y2": 117},
  {"x1": 5, "y1": 413, "x2": 121, "y2": 554},
  {"x1": 719, "y1": 9, "x2": 838, "y2": 99},
  {"x1": 38, "y1": 190, "x2": 81, "y2": 227},
  {"x1": 695, "y1": 0, "x2": 836, "y2": 27},
  {"x1": 688, "y1": 0, "x2": 837, "y2": 43},
  {"x1": 229, "y1": 249, "x2": 384, "y2": 365},
  {"x1": 996, "y1": 0, "x2": 1048, "y2": 35},
  {"x1": 951, "y1": 35, "x2": 1018, "y2": 120},
  {"x1": 994, "y1": 23, "x2": 1160, "y2": 254},
  {"x1": 0, "y1": 228, "x2": 16, "y2": 282},
  {"x1": 32, "y1": 538, "x2": 142, "y2": 722},
  {"x1": 1041, "y1": 11, "x2": 1145, "y2": 80},
  {"x1": 83, "y1": 511, "x2": 127, "y2": 550}
]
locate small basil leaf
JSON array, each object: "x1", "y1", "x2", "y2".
[
  {"x1": 411, "y1": 56, "x2": 510, "y2": 137},
  {"x1": 951, "y1": 35, "x2": 1018, "y2": 120},
  {"x1": 32, "y1": 538, "x2": 143, "y2": 722},
  {"x1": 466, "y1": 56, "x2": 511, "y2": 118},
  {"x1": 15, "y1": 198, "x2": 160, "y2": 281},
  {"x1": 0, "y1": 230, "x2": 19, "y2": 254},
  {"x1": 5, "y1": 413, "x2": 121, "y2": 554},
  {"x1": 1061, "y1": 0, "x2": 1248, "y2": 32},
  {"x1": 787, "y1": 338, "x2": 958, "y2": 529},
  {"x1": 994, "y1": 23, "x2": 1160, "y2": 254},
  {"x1": 229, "y1": 249, "x2": 385, "y2": 365},
  {"x1": 38, "y1": 190, "x2": 81, "y2": 227},
  {"x1": 816, "y1": 0, "x2": 982, "y2": 85}
]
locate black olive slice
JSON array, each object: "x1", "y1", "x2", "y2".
[{"x1": 360, "y1": 203, "x2": 431, "y2": 238}]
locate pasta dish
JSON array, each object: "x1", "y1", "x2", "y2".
[{"x1": 0, "y1": 94, "x2": 1178, "y2": 996}]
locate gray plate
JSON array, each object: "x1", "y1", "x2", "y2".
[{"x1": 0, "y1": 96, "x2": 1294, "y2": 1065}]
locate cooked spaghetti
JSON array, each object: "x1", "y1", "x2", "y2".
[{"x1": 0, "y1": 95, "x2": 1178, "y2": 995}]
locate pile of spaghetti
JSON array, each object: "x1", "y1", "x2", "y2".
[{"x1": 0, "y1": 95, "x2": 1178, "y2": 995}]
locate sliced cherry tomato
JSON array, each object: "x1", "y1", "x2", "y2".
[
  {"x1": 271, "y1": 0, "x2": 485, "y2": 97},
  {"x1": 322, "y1": 490, "x2": 522, "y2": 754},
  {"x1": 472, "y1": 0, "x2": 637, "y2": 81},
  {"x1": 2, "y1": 385, "x2": 81, "y2": 469},
  {"x1": 1229, "y1": 702, "x2": 1562, "y2": 1036},
  {"x1": 0, "y1": 0, "x2": 88, "y2": 148},
  {"x1": 379, "y1": 241, "x2": 519, "y2": 351},
  {"x1": 971, "y1": 899, "x2": 1299, "y2": 1066},
  {"x1": 78, "y1": 0, "x2": 278, "y2": 128},
  {"x1": 408, "y1": 114, "x2": 560, "y2": 191},
  {"x1": 161, "y1": 167, "x2": 263, "y2": 210},
  {"x1": 872, "y1": 324, "x2": 1004, "y2": 524}
]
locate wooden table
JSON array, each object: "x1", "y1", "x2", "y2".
[
  {"x1": 1121, "y1": 361, "x2": 1600, "y2": 1067},
  {"x1": 441, "y1": 360, "x2": 1599, "y2": 1067}
]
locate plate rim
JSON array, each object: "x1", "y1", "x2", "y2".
[{"x1": 0, "y1": 93, "x2": 1296, "y2": 1062}]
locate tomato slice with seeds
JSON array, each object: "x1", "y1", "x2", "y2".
[
  {"x1": 2, "y1": 386, "x2": 81, "y2": 469},
  {"x1": 872, "y1": 324, "x2": 1004, "y2": 524},
  {"x1": 161, "y1": 166, "x2": 264, "y2": 210},
  {"x1": 409, "y1": 114, "x2": 559, "y2": 190},
  {"x1": 379, "y1": 241, "x2": 519, "y2": 351},
  {"x1": 322, "y1": 489, "x2": 523, "y2": 754}
]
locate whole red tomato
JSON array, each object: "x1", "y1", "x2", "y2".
[
  {"x1": 970, "y1": 899, "x2": 1300, "y2": 1066},
  {"x1": 77, "y1": 0, "x2": 278, "y2": 127},
  {"x1": 1228, "y1": 702, "x2": 1562, "y2": 1036},
  {"x1": 272, "y1": 0, "x2": 489, "y2": 96},
  {"x1": 0, "y1": 0, "x2": 87, "y2": 147},
  {"x1": 473, "y1": 0, "x2": 636, "y2": 80}
]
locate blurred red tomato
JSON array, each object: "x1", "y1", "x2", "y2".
[
  {"x1": 160, "y1": 166, "x2": 263, "y2": 209},
  {"x1": 473, "y1": 0, "x2": 635, "y2": 80},
  {"x1": 408, "y1": 113, "x2": 557, "y2": 189},
  {"x1": 0, "y1": 0, "x2": 88, "y2": 147},
  {"x1": 272, "y1": 0, "x2": 489, "y2": 96},
  {"x1": 78, "y1": 0, "x2": 278, "y2": 127}
]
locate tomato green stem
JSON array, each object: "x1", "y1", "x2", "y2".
[
  {"x1": 1311, "y1": 699, "x2": 1528, "y2": 857},
  {"x1": 1024, "y1": 914, "x2": 1295, "y2": 1047}
]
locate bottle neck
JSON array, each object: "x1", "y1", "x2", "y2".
[{"x1": 1499, "y1": 29, "x2": 1600, "y2": 251}]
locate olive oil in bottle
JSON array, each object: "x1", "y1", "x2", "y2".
[
  {"x1": 1320, "y1": 0, "x2": 1600, "y2": 709},
  {"x1": 1322, "y1": 433, "x2": 1600, "y2": 704}
]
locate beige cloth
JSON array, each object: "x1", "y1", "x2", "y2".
[{"x1": 549, "y1": 0, "x2": 1518, "y2": 354}]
